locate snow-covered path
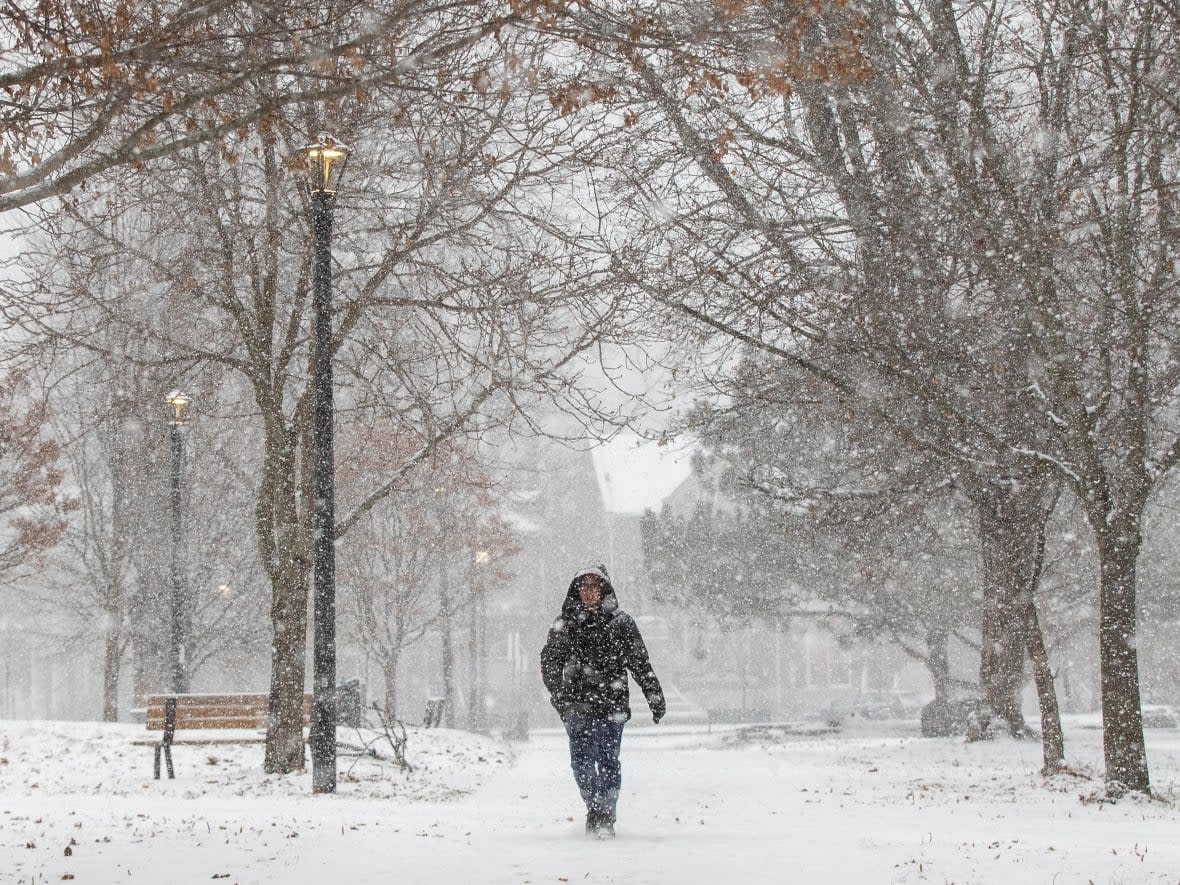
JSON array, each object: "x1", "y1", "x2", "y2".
[{"x1": 4, "y1": 721, "x2": 1180, "y2": 884}]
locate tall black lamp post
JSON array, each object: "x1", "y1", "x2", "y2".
[
  {"x1": 165, "y1": 390, "x2": 191, "y2": 695},
  {"x1": 302, "y1": 132, "x2": 350, "y2": 795}
]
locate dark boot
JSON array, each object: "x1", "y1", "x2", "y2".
[
  {"x1": 596, "y1": 810, "x2": 616, "y2": 839},
  {"x1": 584, "y1": 808, "x2": 601, "y2": 836}
]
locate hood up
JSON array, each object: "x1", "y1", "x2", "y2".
[{"x1": 562, "y1": 561, "x2": 619, "y2": 616}]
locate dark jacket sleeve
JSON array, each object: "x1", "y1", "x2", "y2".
[
  {"x1": 540, "y1": 619, "x2": 572, "y2": 714},
  {"x1": 619, "y1": 615, "x2": 664, "y2": 712}
]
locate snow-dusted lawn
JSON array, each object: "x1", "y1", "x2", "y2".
[{"x1": 2, "y1": 717, "x2": 1178, "y2": 884}]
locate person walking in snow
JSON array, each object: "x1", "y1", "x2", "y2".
[{"x1": 540, "y1": 561, "x2": 666, "y2": 838}]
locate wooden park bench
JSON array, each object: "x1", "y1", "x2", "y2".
[
  {"x1": 137, "y1": 682, "x2": 366, "y2": 779},
  {"x1": 136, "y1": 692, "x2": 311, "y2": 780}
]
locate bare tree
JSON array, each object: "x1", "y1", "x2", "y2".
[
  {"x1": 336, "y1": 430, "x2": 517, "y2": 719},
  {"x1": 33, "y1": 339, "x2": 271, "y2": 720},
  {"x1": 0, "y1": 0, "x2": 520, "y2": 212},
  {"x1": 9, "y1": 22, "x2": 630, "y2": 772},
  {"x1": 48, "y1": 366, "x2": 145, "y2": 722},
  {"x1": 548, "y1": 0, "x2": 1176, "y2": 791}
]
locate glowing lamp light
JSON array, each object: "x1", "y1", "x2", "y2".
[
  {"x1": 302, "y1": 132, "x2": 351, "y2": 196},
  {"x1": 165, "y1": 391, "x2": 191, "y2": 425}
]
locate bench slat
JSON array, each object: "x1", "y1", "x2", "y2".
[
  {"x1": 147, "y1": 716, "x2": 269, "y2": 730},
  {"x1": 132, "y1": 737, "x2": 266, "y2": 746},
  {"x1": 148, "y1": 692, "x2": 268, "y2": 704},
  {"x1": 148, "y1": 703, "x2": 269, "y2": 716},
  {"x1": 148, "y1": 704, "x2": 269, "y2": 717},
  {"x1": 144, "y1": 693, "x2": 313, "y2": 731}
]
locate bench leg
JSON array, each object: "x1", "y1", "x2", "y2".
[{"x1": 154, "y1": 743, "x2": 175, "y2": 780}]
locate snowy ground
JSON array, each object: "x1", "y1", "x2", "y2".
[{"x1": 2, "y1": 717, "x2": 1179, "y2": 884}]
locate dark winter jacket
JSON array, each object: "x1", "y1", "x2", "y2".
[{"x1": 540, "y1": 562, "x2": 665, "y2": 723}]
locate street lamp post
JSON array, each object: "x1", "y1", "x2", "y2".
[
  {"x1": 165, "y1": 391, "x2": 191, "y2": 695},
  {"x1": 302, "y1": 132, "x2": 350, "y2": 795},
  {"x1": 469, "y1": 549, "x2": 491, "y2": 733}
]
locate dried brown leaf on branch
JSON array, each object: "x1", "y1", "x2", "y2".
[
  {"x1": 0, "y1": 0, "x2": 516, "y2": 212},
  {"x1": 0, "y1": 370, "x2": 71, "y2": 576}
]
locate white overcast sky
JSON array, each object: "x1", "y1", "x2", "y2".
[{"x1": 591, "y1": 432, "x2": 694, "y2": 514}]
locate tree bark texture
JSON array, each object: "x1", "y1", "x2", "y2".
[
  {"x1": 382, "y1": 657, "x2": 400, "y2": 719},
  {"x1": 262, "y1": 433, "x2": 312, "y2": 775},
  {"x1": 264, "y1": 561, "x2": 309, "y2": 774},
  {"x1": 102, "y1": 624, "x2": 121, "y2": 723},
  {"x1": 440, "y1": 559, "x2": 454, "y2": 728},
  {"x1": 1096, "y1": 529, "x2": 1150, "y2": 794},
  {"x1": 976, "y1": 484, "x2": 1036, "y2": 736},
  {"x1": 974, "y1": 477, "x2": 1067, "y2": 763},
  {"x1": 925, "y1": 626, "x2": 950, "y2": 703},
  {"x1": 1020, "y1": 518, "x2": 1065, "y2": 774}
]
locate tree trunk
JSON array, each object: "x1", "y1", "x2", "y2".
[
  {"x1": 1096, "y1": 529, "x2": 1150, "y2": 794},
  {"x1": 260, "y1": 427, "x2": 312, "y2": 775},
  {"x1": 1024, "y1": 601, "x2": 1064, "y2": 772},
  {"x1": 264, "y1": 560, "x2": 309, "y2": 773},
  {"x1": 925, "y1": 625, "x2": 950, "y2": 703},
  {"x1": 479, "y1": 591, "x2": 489, "y2": 731},
  {"x1": 101, "y1": 622, "x2": 121, "y2": 722},
  {"x1": 918, "y1": 625, "x2": 961, "y2": 737},
  {"x1": 440, "y1": 558, "x2": 454, "y2": 728},
  {"x1": 467, "y1": 576, "x2": 478, "y2": 729},
  {"x1": 467, "y1": 567, "x2": 485, "y2": 732},
  {"x1": 1019, "y1": 516, "x2": 1064, "y2": 774},
  {"x1": 382, "y1": 657, "x2": 400, "y2": 719},
  {"x1": 978, "y1": 530, "x2": 1029, "y2": 730},
  {"x1": 976, "y1": 480, "x2": 1044, "y2": 737}
]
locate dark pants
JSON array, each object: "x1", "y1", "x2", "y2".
[{"x1": 563, "y1": 714, "x2": 625, "y2": 821}]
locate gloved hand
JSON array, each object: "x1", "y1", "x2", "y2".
[{"x1": 652, "y1": 699, "x2": 666, "y2": 725}]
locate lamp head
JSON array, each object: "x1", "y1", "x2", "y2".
[
  {"x1": 302, "y1": 132, "x2": 351, "y2": 196},
  {"x1": 166, "y1": 390, "x2": 191, "y2": 425}
]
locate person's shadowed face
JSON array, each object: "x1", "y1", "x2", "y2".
[{"x1": 579, "y1": 574, "x2": 603, "y2": 610}]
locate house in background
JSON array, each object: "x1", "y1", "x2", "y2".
[
  {"x1": 459, "y1": 442, "x2": 933, "y2": 730},
  {"x1": 640, "y1": 466, "x2": 933, "y2": 723}
]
